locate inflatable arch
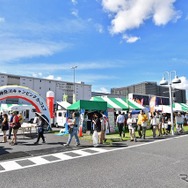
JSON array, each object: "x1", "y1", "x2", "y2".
[{"x1": 0, "y1": 85, "x2": 50, "y2": 122}]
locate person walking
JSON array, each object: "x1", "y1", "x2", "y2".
[
  {"x1": 137, "y1": 110, "x2": 148, "y2": 139},
  {"x1": 1, "y1": 113, "x2": 9, "y2": 143},
  {"x1": 150, "y1": 112, "x2": 158, "y2": 138},
  {"x1": 161, "y1": 113, "x2": 168, "y2": 135},
  {"x1": 156, "y1": 111, "x2": 162, "y2": 137},
  {"x1": 116, "y1": 111, "x2": 125, "y2": 139},
  {"x1": 175, "y1": 112, "x2": 184, "y2": 134},
  {"x1": 137, "y1": 110, "x2": 143, "y2": 138},
  {"x1": 99, "y1": 115, "x2": 106, "y2": 144},
  {"x1": 8, "y1": 111, "x2": 14, "y2": 140},
  {"x1": 64, "y1": 112, "x2": 80, "y2": 147},
  {"x1": 92, "y1": 113, "x2": 102, "y2": 146},
  {"x1": 9, "y1": 111, "x2": 20, "y2": 145},
  {"x1": 34, "y1": 114, "x2": 47, "y2": 144},
  {"x1": 127, "y1": 113, "x2": 137, "y2": 142}
]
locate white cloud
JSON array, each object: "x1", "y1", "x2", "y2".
[
  {"x1": 95, "y1": 23, "x2": 104, "y2": 33},
  {"x1": 122, "y1": 34, "x2": 140, "y2": 43},
  {"x1": 0, "y1": 39, "x2": 69, "y2": 62},
  {"x1": 71, "y1": 0, "x2": 78, "y2": 5},
  {"x1": 0, "y1": 17, "x2": 5, "y2": 23},
  {"x1": 97, "y1": 87, "x2": 110, "y2": 93},
  {"x1": 0, "y1": 60, "x2": 124, "y2": 82},
  {"x1": 71, "y1": 9, "x2": 79, "y2": 17},
  {"x1": 45, "y1": 75, "x2": 62, "y2": 81},
  {"x1": 32, "y1": 72, "x2": 43, "y2": 78},
  {"x1": 174, "y1": 76, "x2": 188, "y2": 90},
  {"x1": 102, "y1": 0, "x2": 181, "y2": 34}
]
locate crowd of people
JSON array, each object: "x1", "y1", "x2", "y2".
[
  {"x1": 115, "y1": 110, "x2": 188, "y2": 142},
  {"x1": 0, "y1": 111, "x2": 49, "y2": 146},
  {"x1": 0, "y1": 111, "x2": 23, "y2": 145},
  {"x1": 0, "y1": 109, "x2": 188, "y2": 147}
]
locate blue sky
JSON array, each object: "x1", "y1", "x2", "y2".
[{"x1": 0, "y1": 0, "x2": 188, "y2": 99}]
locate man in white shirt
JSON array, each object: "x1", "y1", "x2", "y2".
[
  {"x1": 175, "y1": 112, "x2": 184, "y2": 133},
  {"x1": 116, "y1": 111, "x2": 125, "y2": 139}
]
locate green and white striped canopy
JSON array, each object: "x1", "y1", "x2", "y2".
[
  {"x1": 91, "y1": 96, "x2": 144, "y2": 110},
  {"x1": 173, "y1": 103, "x2": 188, "y2": 112},
  {"x1": 155, "y1": 103, "x2": 188, "y2": 113}
]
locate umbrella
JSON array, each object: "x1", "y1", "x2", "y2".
[{"x1": 35, "y1": 112, "x2": 50, "y2": 125}]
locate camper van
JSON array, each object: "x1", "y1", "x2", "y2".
[
  {"x1": 54, "y1": 110, "x2": 67, "y2": 128},
  {"x1": 0, "y1": 104, "x2": 36, "y2": 122},
  {"x1": 53, "y1": 101, "x2": 71, "y2": 128}
]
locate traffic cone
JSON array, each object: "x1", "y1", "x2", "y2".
[{"x1": 78, "y1": 126, "x2": 83, "y2": 137}]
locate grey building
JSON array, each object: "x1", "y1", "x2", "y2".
[
  {"x1": 0, "y1": 73, "x2": 92, "y2": 104},
  {"x1": 111, "y1": 81, "x2": 186, "y2": 104}
]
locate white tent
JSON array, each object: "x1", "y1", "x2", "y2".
[{"x1": 56, "y1": 101, "x2": 71, "y2": 110}]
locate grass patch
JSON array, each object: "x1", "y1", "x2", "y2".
[
  {"x1": 51, "y1": 125, "x2": 188, "y2": 145},
  {"x1": 80, "y1": 125, "x2": 188, "y2": 144}
]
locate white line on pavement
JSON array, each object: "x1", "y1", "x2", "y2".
[{"x1": 0, "y1": 134, "x2": 187, "y2": 173}]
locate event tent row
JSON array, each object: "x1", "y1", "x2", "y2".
[
  {"x1": 90, "y1": 96, "x2": 144, "y2": 110},
  {"x1": 155, "y1": 103, "x2": 188, "y2": 113}
]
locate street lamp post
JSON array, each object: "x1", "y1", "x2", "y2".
[
  {"x1": 71, "y1": 65, "x2": 77, "y2": 103},
  {"x1": 159, "y1": 71, "x2": 181, "y2": 135}
]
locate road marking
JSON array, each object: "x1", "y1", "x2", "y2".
[
  {"x1": 0, "y1": 161, "x2": 22, "y2": 171},
  {"x1": 0, "y1": 134, "x2": 187, "y2": 173},
  {"x1": 29, "y1": 156, "x2": 50, "y2": 165},
  {"x1": 71, "y1": 150, "x2": 92, "y2": 156},
  {"x1": 52, "y1": 153, "x2": 74, "y2": 160}
]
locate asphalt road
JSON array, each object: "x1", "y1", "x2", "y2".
[{"x1": 0, "y1": 134, "x2": 188, "y2": 188}]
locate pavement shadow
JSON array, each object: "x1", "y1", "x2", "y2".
[{"x1": 0, "y1": 145, "x2": 12, "y2": 155}]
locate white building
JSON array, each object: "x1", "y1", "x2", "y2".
[{"x1": 0, "y1": 73, "x2": 91, "y2": 104}]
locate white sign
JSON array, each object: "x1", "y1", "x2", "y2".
[{"x1": 0, "y1": 85, "x2": 50, "y2": 122}]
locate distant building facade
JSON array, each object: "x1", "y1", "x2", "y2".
[
  {"x1": 0, "y1": 73, "x2": 91, "y2": 104},
  {"x1": 111, "y1": 81, "x2": 186, "y2": 104}
]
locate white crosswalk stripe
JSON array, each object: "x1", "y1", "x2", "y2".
[
  {"x1": 1, "y1": 161, "x2": 22, "y2": 171},
  {"x1": 70, "y1": 149, "x2": 93, "y2": 157},
  {"x1": 29, "y1": 156, "x2": 50, "y2": 165},
  {"x1": 0, "y1": 147, "x2": 109, "y2": 173},
  {"x1": 52, "y1": 153, "x2": 74, "y2": 160},
  {"x1": 1, "y1": 135, "x2": 187, "y2": 173}
]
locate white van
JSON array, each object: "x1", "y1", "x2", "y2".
[
  {"x1": 9, "y1": 105, "x2": 36, "y2": 122},
  {"x1": 0, "y1": 104, "x2": 36, "y2": 123},
  {"x1": 54, "y1": 110, "x2": 67, "y2": 128}
]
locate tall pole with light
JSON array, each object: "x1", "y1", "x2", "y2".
[
  {"x1": 71, "y1": 65, "x2": 78, "y2": 103},
  {"x1": 159, "y1": 71, "x2": 181, "y2": 135}
]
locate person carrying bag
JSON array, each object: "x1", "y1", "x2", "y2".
[{"x1": 64, "y1": 112, "x2": 80, "y2": 147}]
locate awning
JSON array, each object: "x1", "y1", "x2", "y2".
[
  {"x1": 155, "y1": 103, "x2": 188, "y2": 113},
  {"x1": 67, "y1": 100, "x2": 107, "y2": 111},
  {"x1": 173, "y1": 103, "x2": 188, "y2": 112},
  {"x1": 91, "y1": 96, "x2": 144, "y2": 110},
  {"x1": 56, "y1": 101, "x2": 71, "y2": 110},
  {"x1": 91, "y1": 96, "x2": 128, "y2": 110},
  {"x1": 127, "y1": 99, "x2": 145, "y2": 110}
]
